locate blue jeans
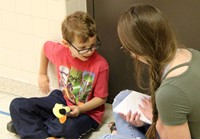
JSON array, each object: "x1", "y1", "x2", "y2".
[{"x1": 99, "y1": 90, "x2": 150, "y2": 139}]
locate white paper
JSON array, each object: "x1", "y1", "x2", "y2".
[{"x1": 113, "y1": 91, "x2": 152, "y2": 124}]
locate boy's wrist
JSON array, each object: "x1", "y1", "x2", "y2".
[
  {"x1": 39, "y1": 73, "x2": 48, "y2": 76},
  {"x1": 77, "y1": 106, "x2": 82, "y2": 113},
  {"x1": 77, "y1": 105, "x2": 85, "y2": 113}
]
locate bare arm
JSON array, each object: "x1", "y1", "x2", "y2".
[
  {"x1": 68, "y1": 97, "x2": 107, "y2": 117},
  {"x1": 156, "y1": 118, "x2": 191, "y2": 139},
  {"x1": 139, "y1": 97, "x2": 191, "y2": 139},
  {"x1": 38, "y1": 46, "x2": 50, "y2": 94},
  {"x1": 79, "y1": 97, "x2": 107, "y2": 112},
  {"x1": 164, "y1": 122, "x2": 191, "y2": 139}
]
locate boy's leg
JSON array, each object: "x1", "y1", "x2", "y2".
[
  {"x1": 9, "y1": 89, "x2": 65, "y2": 139},
  {"x1": 46, "y1": 113, "x2": 99, "y2": 139},
  {"x1": 112, "y1": 90, "x2": 150, "y2": 139}
]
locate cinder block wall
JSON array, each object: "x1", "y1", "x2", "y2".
[{"x1": 0, "y1": 0, "x2": 86, "y2": 89}]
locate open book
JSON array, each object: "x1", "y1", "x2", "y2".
[{"x1": 113, "y1": 91, "x2": 152, "y2": 124}]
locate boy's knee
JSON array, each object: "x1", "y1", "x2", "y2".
[
  {"x1": 10, "y1": 98, "x2": 24, "y2": 107},
  {"x1": 50, "y1": 89, "x2": 63, "y2": 96},
  {"x1": 10, "y1": 98, "x2": 29, "y2": 111}
]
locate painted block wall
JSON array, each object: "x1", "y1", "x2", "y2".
[{"x1": 0, "y1": 0, "x2": 87, "y2": 89}]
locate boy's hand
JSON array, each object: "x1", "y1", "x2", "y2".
[
  {"x1": 68, "y1": 105, "x2": 81, "y2": 117},
  {"x1": 38, "y1": 74, "x2": 50, "y2": 94}
]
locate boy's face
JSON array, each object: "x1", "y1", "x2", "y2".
[{"x1": 63, "y1": 36, "x2": 99, "y2": 61}]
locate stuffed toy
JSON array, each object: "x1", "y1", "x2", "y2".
[{"x1": 52, "y1": 103, "x2": 71, "y2": 124}]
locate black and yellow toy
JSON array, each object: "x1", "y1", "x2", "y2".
[{"x1": 52, "y1": 103, "x2": 71, "y2": 124}]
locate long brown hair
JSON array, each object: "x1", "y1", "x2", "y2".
[{"x1": 117, "y1": 4, "x2": 178, "y2": 139}]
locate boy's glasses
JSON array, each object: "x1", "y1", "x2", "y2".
[{"x1": 67, "y1": 37, "x2": 101, "y2": 54}]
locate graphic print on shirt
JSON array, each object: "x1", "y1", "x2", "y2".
[{"x1": 59, "y1": 66, "x2": 94, "y2": 106}]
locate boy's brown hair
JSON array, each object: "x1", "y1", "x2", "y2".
[{"x1": 61, "y1": 11, "x2": 96, "y2": 43}]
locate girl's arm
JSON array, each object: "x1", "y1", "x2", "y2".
[
  {"x1": 163, "y1": 122, "x2": 191, "y2": 139},
  {"x1": 156, "y1": 118, "x2": 191, "y2": 139}
]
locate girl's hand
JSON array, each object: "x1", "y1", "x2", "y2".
[
  {"x1": 138, "y1": 97, "x2": 152, "y2": 121},
  {"x1": 68, "y1": 105, "x2": 81, "y2": 117},
  {"x1": 38, "y1": 74, "x2": 50, "y2": 94},
  {"x1": 119, "y1": 111, "x2": 144, "y2": 127}
]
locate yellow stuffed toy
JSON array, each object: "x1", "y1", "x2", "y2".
[{"x1": 52, "y1": 103, "x2": 71, "y2": 124}]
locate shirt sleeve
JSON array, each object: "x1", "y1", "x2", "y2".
[
  {"x1": 156, "y1": 85, "x2": 191, "y2": 126},
  {"x1": 43, "y1": 41, "x2": 60, "y2": 64},
  {"x1": 93, "y1": 64, "x2": 109, "y2": 99}
]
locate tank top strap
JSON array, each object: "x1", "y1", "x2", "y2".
[{"x1": 162, "y1": 62, "x2": 190, "y2": 80}]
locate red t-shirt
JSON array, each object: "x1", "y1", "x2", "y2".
[{"x1": 44, "y1": 41, "x2": 109, "y2": 124}]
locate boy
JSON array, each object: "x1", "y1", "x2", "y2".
[{"x1": 7, "y1": 11, "x2": 109, "y2": 139}]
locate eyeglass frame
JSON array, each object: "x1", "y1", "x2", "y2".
[{"x1": 67, "y1": 37, "x2": 101, "y2": 54}]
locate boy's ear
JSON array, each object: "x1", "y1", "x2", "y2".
[{"x1": 62, "y1": 39, "x2": 70, "y2": 48}]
